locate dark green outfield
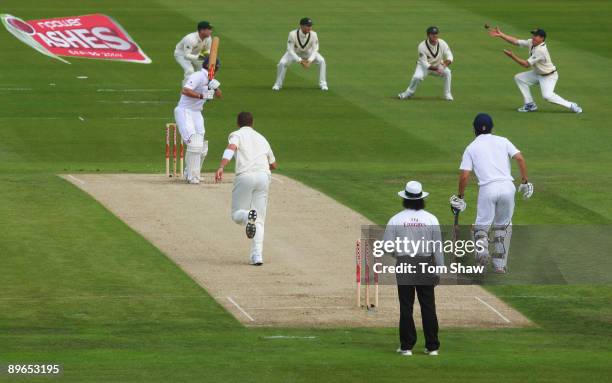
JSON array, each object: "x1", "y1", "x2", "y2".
[{"x1": 1, "y1": 0, "x2": 610, "y2": 381}]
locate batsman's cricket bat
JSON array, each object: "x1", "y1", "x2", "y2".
[
  {"x1": 208, "y1": 37, "x2": 220, "y2": 80},
  {"x1": 451, "y1": 207, "x2": 461, "y2": 284}
]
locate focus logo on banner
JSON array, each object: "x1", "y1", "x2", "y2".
[{"x1": 1, "y1": 13, "x2": 151, "y2": 64}]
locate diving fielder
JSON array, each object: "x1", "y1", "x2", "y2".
[
  {"x1": 399, "y1": 26, "x2": 454, "y2": 101},
  {"x1": 174, "y1": 21, "x2": 213, "y2": 85},
  {"x1": 488, "y1": 26, "x2": 582, "y2": 113},
  {"x1": 273, "y1": 17, "x2": 328, "y2": 91},
  {"x1": 449, "y1": 113, "x2": 533, "y2": 273},
  {"x1": 174, "y1": 57, "x2": 222, "y2": 184},
  {"x1": 215, "y1": 112, "x2": 278, "y2": 266}
]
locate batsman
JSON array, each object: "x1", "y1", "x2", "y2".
[
  {"x1": 449, "y1": 113, "x2": 533, "y2": 273},
  {"x1": 173, "y1": 38, "x2": 222, "y2": 184}
]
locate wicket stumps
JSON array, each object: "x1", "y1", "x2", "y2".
[
  {"x1": 355, "y1": 240, "x2": 379, "y2": 309},
  {"x1": 165, "y1": 123, "x2": 184, "y2": 178}
]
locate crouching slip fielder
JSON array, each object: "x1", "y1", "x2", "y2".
[
  {"x1": 174, "y1": 57, "x2": 222, "y2": 184},
  {"x1": 399, "y1": 26, "x2": 454, "y2": 101},
  {"x1": 488, "y1": 27, "x2": 582, "y2": 113},
  {"x1": 174, "y1": 21, "x2": 213, "y2": 85},
  {"x1": 273, "y1": 17, "x2": 328, "y2": 91},
  {"x1": 215, "y1": 112, "x2": 278, "y2": 266},
  {"x1": 449, "y1": 113, "x2": 533, "y2": 273}
]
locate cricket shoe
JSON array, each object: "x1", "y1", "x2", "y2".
[
  {"x1": 494, "y1": 266, "x2": 507, "y2": 274},
  {"x1": 424, "y1": 349, "x2": 439, "y2": 356},
  {"x1": 570, "y1": 103, "x2": 583, "y2": 114},
  {"x1": 246, "y1": 209, "x2": 257, "y2": 239},
  {"x1": 250, "y1": 254, "x2": 263, "y2": 266},
  {"x1": 320, "y1": 83, "x2": 329, "y2": 91},
  {"x1": 396, "y1": 348, "x2": 412, "y2": 356},
  {"x1": 398, "y1": 91, "x2": 413, "y2": 100},
  {"x1": 272, "y1": 85, "x2": 281, "y2": 91},
  {"x1": 517, "y1": 102, "x2": 538, "y2": 112},
  {"x1": 188, "y1": 178, "x2": 200, "y2": 185},
  {"x1": 444, "y1": 93, "x2": 454, "y2": 101}
]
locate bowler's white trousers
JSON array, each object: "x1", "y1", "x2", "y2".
[
  {"x1": 231, "y1": 171, "x2": 271, "y2": 257},
  {"x1": 274, "y1": 52, "x2": 327, "y2": 88},
  {"x1": 514, "y1": 70, "x2": 572, "y2": 109}
]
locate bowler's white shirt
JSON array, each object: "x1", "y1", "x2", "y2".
[
  {"x1": 383, "y1": 209, "x2": 444, "y2": 267},
  {"x1": 229, "y1": 127, "x2": 276, "y2": 175},
  {"x1": 460, "y1": 134, "x2": 520, "y2": 186},
  {"x1": 174, "y1": 32, "x2": 212, "y2": 61},
  {"x1": 287, "y1": 29, "x2": 320, "y2": 62},
  {"x1": 177, "y1": 70, "x2": 210, "y2": 111},
  {"x1": 417, "y1": 38, "x2": 453, "y2": 67},
  {"x1": 517, "y1": 39, "x2": 556, "y2": 75}
]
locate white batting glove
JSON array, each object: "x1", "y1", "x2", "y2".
[
  {"x1": 518, "y1": 182, "x2": 534, "y2": 199},
  {"x1": 449, "y1": 195, "x2": 467, "y2": 212},
  {"x1": 208, "y1": 79, "x2": 221, "y2": 90},
  {"x1": 203, "y1": 89, "x2": 215, "y2": 100}
]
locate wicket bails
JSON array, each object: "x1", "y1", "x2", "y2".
[
  {"x1": 165, "y1": 123, "x2": 184, "y2": 178},
  {"x1": 355, "y1": 240, "x2": 379, "y2": 309}
]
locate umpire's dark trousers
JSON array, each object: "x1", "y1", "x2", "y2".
[{"x1": 397, "y1": 284, "x2": 440, "y2": 351}]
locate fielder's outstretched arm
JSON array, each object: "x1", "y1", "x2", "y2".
[
  {"x1": 503, "y1": 50, "x2": 530, "y2": 68},
  {"x1": 488, "y1": 26, "x2": 519, "y2": 45}
]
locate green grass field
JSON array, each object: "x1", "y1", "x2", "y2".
[{"x1": 1, "y1": 0, "x2": 611, "y2": 381}]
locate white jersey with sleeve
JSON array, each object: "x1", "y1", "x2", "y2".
[
  {"x1": 228, "y1": 127, "x2": 276, "y2": 175},
  {"x1": 382, "y1": 209, "x2": 444, "y2": 267},
  {"x1": 286, "y1": 29, "x2": 320, "y2": 62},
  {"x1": 177, "y1": 70, "x2": 210, "y2": 111},
  {"x1": 417, "y1": 38, "x2": 453, "y2": 68},
  {"x1": 459, "y1": 134, "x2": 520, "y2": 186},
  {"x1": 174, "y1": 32, "x2": 212, "y2": 61},
  {"x1": 517, "y1": 39, "x2": 556, "y2": 75}
]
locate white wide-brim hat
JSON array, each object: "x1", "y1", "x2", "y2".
[{"x1": 398, "y1": 180, "x2": 429, "y2": 200}]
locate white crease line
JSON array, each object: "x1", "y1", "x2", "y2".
[
  {"x1": 0, "y1": 87, "x2": 32, "y2": 91},
  {"x1": 271, "y1": 176, "x2": 284, "y2": 184},
  {"x1": 67, "y1": 174, "x2": 85, "y2": 185},
  {"x1": 475, "y1": 296, "x2": 511, "y2": 323},
  {"x1": 227, "y1": 297, "x2": 255, "y2": 322}
]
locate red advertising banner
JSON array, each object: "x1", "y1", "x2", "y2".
[{"x1": 1, "y1": 13, "x2": 151, "y2": 64}]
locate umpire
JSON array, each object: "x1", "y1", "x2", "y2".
[{"x1": 383, "y1": 181, "x2": 444, "y2": 356}]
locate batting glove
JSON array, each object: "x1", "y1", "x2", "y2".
[
  {"x1": 518, "y1": 182, "x2": 534, "y2": 199},
  {"x1": 203, "y1": 89, "x2": 215, "y2": 100},
  {"x1": 208, "y1": 79, "x2": 221, "y2": 90},
  {"x1": 449, "y1": 195, "x2": 467, "y2": 212}
]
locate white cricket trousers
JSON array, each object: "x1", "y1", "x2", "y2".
[
  {"x1": 231, "y1": 172, "x2": 271, "y2": 257},
  {"x1": 405, "y1": 64, "x2": 451, "y2": 95},
  {"x1": 475, "y1": 180, "x2": 516, "y2": 269},
  {"x1": 274, "y1": 52, "x2": 327, "y2": 88},
  {"x1": 174, "y1": 107, "x2": 204, "y2": 143},
  {"x1": 514, "y1": 70, "x2": 572, "y2": 108},
  {"x1": 175, "y1": 55, "x2": 201, "y2": 85}
]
